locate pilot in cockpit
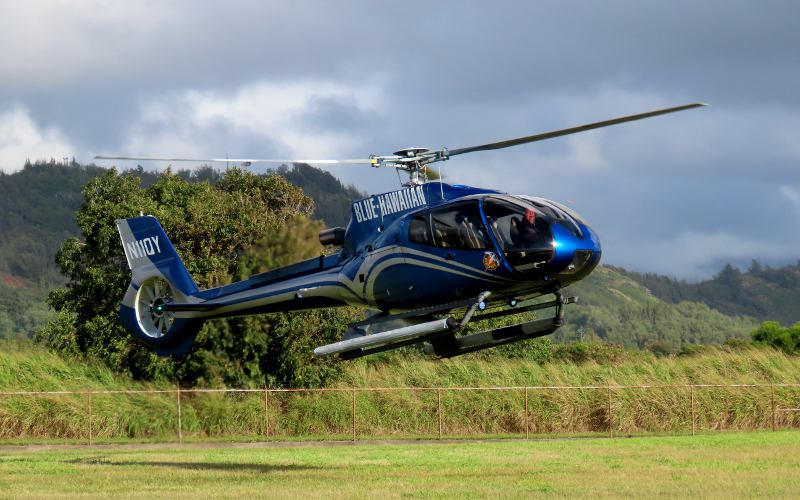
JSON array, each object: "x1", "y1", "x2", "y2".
[{"x1": 510, "y1": 207, "x2": 541, "y2": 247}]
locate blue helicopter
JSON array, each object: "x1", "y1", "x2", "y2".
[{"x1": 98, "y1": 103, "x2": 704, "y2": 359}]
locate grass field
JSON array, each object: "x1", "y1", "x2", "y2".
[
  {"x1": 3, "y1": 342, "x2": 800, "y2": 442},
  {"x1": 1, "y1": 431, "x2": 799, "y2": 498}
]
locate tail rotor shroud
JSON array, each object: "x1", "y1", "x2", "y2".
[{"x1": 135, "y1": 276, "x2": 175, "y2": 339}]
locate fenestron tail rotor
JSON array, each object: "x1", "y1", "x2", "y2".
[{"x1": 95, "y1": 102, "x2": 706, "y2": 186}]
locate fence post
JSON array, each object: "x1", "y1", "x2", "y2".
[
  {"x1": 264, "y1": 384, "x2": 269, "y2": 439},
  {"x1": 437, "y1": 388, "x2": 443, "y2": 439},
  {"x1": 771, "y1": 383, "x2": 776, "y2": 432},
  {"x1": 524, "y1": 387, "x2": 529, "y2": 440},
  {"x1": 690, "y1": 385, "x2": 696, "y2": 436},
  {"x1": 176, "y1": 382, "x2": 183, "y2": 445},
  {"x1": 352, "y1": 388, "x2": 357, "y2": 442},
  {"x1": 607, "y1": 382, "x2": 613, "y2": 438},
  {"x1": 87, "y1": 389, "x2": 93, "y2": 446}
]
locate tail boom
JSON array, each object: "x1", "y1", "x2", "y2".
[{"x1": 116, "y1": 216, "x2": 356, "y2": 356}]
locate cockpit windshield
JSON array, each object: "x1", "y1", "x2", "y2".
[
  {"x1": 515, "y1": 196, "x2": 585, "y2": 238},
  {"x1": 483, "y1": 197, "x2": 554, "y2": 271}
]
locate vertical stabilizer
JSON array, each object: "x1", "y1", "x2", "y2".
[{"x1": 116, "y1": 216, "x2": 203, "y2": 356}]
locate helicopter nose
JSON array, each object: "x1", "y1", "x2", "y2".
[{"x1": 550, "y1": 222, "x2": 602, "y2": 280}]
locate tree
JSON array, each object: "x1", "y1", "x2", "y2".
[
  {"x1": 751, "y1": 321, "x2": 800, "y2": 354},
  {"x1": 37, "y1": 167, "x2": 359, "y2": 387}
]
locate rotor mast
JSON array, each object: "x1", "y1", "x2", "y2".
[{"x1": 385, "y1": 147, "x2": 440, "y2": 186}]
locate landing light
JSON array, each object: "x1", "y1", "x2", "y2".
[{"x1": 562, "y1": 250, "x2": 593, "y2": 275}]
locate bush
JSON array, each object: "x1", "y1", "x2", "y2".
[
  {"x1": 751, "y1": 321, "x2": 800, "y2": 354},
  {"x1": 645, "y1": 340, "x2": 675, "y2": 357},
  {"x1": 550, "y1": 341, "x2": 628, "y2": 364}
]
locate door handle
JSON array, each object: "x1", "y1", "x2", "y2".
[{"x1": 445, "y1": 251, "x2": 455, "y2": 260}]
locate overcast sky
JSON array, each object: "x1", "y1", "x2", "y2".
[{"x1": 0, "y1": 1, "x2": 798, "y2": 280}]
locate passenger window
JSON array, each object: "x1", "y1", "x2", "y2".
[
  {"x1": 408, "y1": 213, "x2": 432, "y2": 245},
  {"x1": 429, "y1": 203, "x2": 490, "y2": 250}
]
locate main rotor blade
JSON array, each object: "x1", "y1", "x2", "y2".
[
  {"x1": 94, "y1": 155, "x2": 375, "y2": 165},
  {"x1": 445, "y1": 103, "x2": 707, "y2": 158}
]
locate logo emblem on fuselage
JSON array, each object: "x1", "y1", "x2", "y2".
[
  {"x1": 483, "y1": 251, "x2": 500, "y2": 271},
  {"x1": 352, "y1": 185, "x2": 427, "y2": 224}
]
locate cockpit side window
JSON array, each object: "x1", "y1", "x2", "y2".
[
  {"x1": 483, "y1": 197, "x2": 554, "y2": 271},
  {"x1": 408, "y1": 212, "x2": 432, "y2": 246},
  {"x1": 428, "y1": 202, "x2": 490, "y2": 250},
  {"x1": 483, "y1": 198, "x2": 550, "y2": 250}
]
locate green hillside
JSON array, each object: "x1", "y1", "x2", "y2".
[
  {"x1": 0, "y1": 279, "x2": 49, "y2": 339},
  {"x1": 614, "y1": 263, "x2": 800, "y2": 325},
  {"x1": 277, "y1": 163, "x2": 365, "y2": 226},
  {"x1": 0, "y1": 161, "x2": 106, "y2": 285},
  {"x1": 555, "y1": 266, "x2": 759, "y2": 351}
]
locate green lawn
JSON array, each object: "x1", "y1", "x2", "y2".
[{"x1": 1, "y1": 431, "x2": 799, "y2": 498}]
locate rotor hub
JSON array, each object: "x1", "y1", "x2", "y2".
[{"x1": 393, "y1": 147, "x2": 430, "y2": 157}]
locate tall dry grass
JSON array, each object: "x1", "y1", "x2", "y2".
[{"x1": 1, "y1": 341, "x2": 799, "y2": 442}]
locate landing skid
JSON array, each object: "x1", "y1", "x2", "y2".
[
  {"x1": 424, "y1": 314, "x2": 561, "y2": 358},
  {"x1": 313, "y1": 291, "x2": 576, "y2": 360}
]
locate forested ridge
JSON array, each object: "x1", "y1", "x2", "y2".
[
  {"x1": 557, "y1": 266, "x2": 759, "y2": 353},
  {"x1": 613, "y1": 263, "x2": 800, "y2": 325},
  {"x1": 0, "y1": 160, "x2": 106, "y2": 286},
  {"x1": 0, "y1": 161, "x2": 797, "y2": 359}
]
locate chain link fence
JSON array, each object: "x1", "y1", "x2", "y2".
[{"x1": 1, "y1": 383, "x2": 798, "y2": 445}]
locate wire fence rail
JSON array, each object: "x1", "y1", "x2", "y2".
[{"x1": 1, "y1": 383, "x2": 799, "y2": 445}]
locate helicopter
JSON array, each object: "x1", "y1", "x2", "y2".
[{"x1": 97, "y1": 102, "x2": 705, "y2": 359}]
